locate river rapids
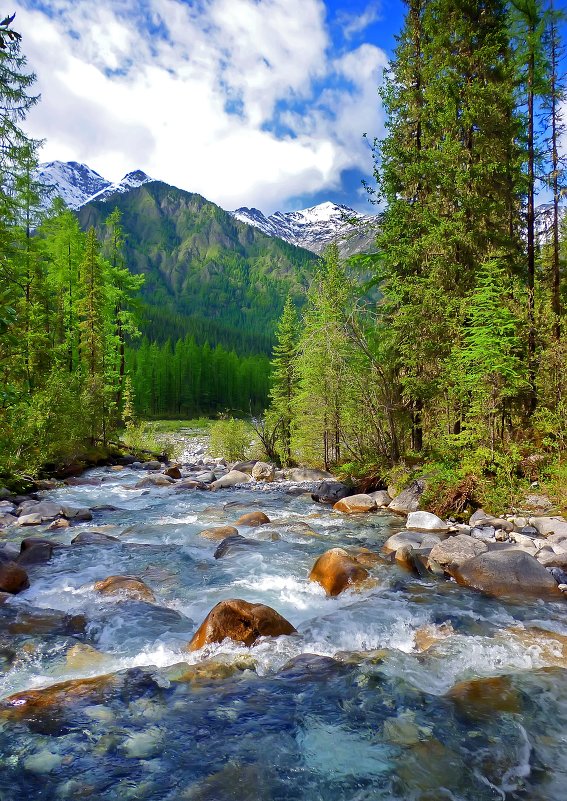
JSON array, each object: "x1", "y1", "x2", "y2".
[{"x1": 1, "y1": 461, "x2": 567, "y2": 800}]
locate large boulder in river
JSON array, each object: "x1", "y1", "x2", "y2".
[
  {"x1": 333, "y1": 494, "x2": 377, "y2": 514},
  {"x1": 210, "y1": 470, "x2": 251, "y2": 490},
  {"x1": 453, "y1": 550, "x2": 562, "y2": 598},
  {"x1": 388, "y1": 480, "x2": 426, "y2": 514},
  {"x1": 93, "y1": 575, "x2": 156, "y2": 603},
  {"x1": 406, "y1": 511, "x2": 449, "y2": 533},
  {"x1": 135, "y1": 474, "x2": 174, "y2": 488},
  {"x1": 251, "y1": 462, "x2": 276, "y2": 482},
  {"x1": 71, "y1": 531, "x2": 120, "y2": 545},
  {"x1": 234, "y1": 511, "x2": 270, "y2": 526},
  {"x1": 311, "y1": 480, "x2": 351, "y2": 504},
  {"x1": 188, "y1": 598, "x2": 296, "y2": 650},
  {"x1": 213, "y1": 535, "x2": 258, "y2": 559},
  {"x1": 18, "y1": 538, "x2": 54, "y2": 565},
  {"x1": 427, "y1": 534, "x2": 487, "y2": 574},
  {"x1": 0, "y1": 555, "x2": 29, "y2": 594},
  {"x1": 309, "y1": 548, "x2": 369, "y2": 596}
]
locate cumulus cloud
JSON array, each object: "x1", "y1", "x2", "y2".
[
  {"x1": 16, "y1": 0, "x2": 387, "y2": 211},
  {"x1": 338, "y1": 2, "x2": 382, "y2": 40}
]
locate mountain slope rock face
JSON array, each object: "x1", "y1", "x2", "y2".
[
  {"x1": 78, "y1": 181, "x2": 318, "y2": 352},
  {"x1": 232, "y1": 201, "x2": 381, "y2": 256}
]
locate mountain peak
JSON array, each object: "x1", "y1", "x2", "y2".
[{"x1": 34, "y1": 161, "x2": 153, "y2": 209}]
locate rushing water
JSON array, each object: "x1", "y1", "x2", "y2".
[{"x1": 1, "y1": 465, "x2": 567, "y2": 800}]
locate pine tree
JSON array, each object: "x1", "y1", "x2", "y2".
[{"x1": 267, "y1": 295, "x2": 299, "y2": 465}]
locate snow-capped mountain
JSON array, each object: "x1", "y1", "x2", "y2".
[
  {"x1": 35, "y1": 161, "x2": 112, "y2": 209},
  {"x1": 232, "y1": 201, "x2": 380, "y2": 256},
  {"x1": 35, "y1": 162, "x2": 152, "y2": 210}
]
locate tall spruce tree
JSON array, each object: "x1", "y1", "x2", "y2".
[{"x1": 267, "y1": 295, "x2": 299, "y2": 466}]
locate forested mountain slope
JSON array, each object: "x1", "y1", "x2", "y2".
[{"x1": 78, "y1": 182, "x2": 318, "y2": 353}]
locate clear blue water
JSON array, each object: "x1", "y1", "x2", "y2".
[{"x1": 1, "y1": 466, "x2": 567, "y2": 800}]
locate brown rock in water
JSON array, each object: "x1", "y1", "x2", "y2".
[
  {"x1": 453, "y1": 550, "x2": 561, "y2": 599},
  {"x1": 446, "y1": 675, "x2": 521, "y2": 719},
  {"x1": 164, "y1": 465, "x2": 182, "y2": 479},
  {"x1": 234, "y1": 511, "x2": 270, "y2": 526},
  {"x1": 333, "y1": 494, "x2": 377, "y2": 514},
  {"x1": 309, "y1": 548, "x2": 369, "y2": 596},
  {"x1": 198, "y1": 525, "x2": 239, "y2": 541},
  {"x1": 504, "y1": 626, "x2": 567, "y2": 667},
  {"x1": 414, "y1": 622, "x2": 455, "y2": 652},
  {"x1": 71, "y1": 531, "x2": 120, "y2": 545},
  {"x1": 0, "y1": 674, "x2": 117, "y2": 722},
  {"x1": 0, "y1": 559, "x2": 29, "y2": 594},
  {"x1": 188, "y1": 598, "x2": 296, "y2": 651},
  {"x1": 66, "y1": 643, "x2": 110, "y2": 671},
  {"x1": 93, "y1": 575, "x2": 156, "y2": 603}
]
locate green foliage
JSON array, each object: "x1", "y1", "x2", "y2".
[{"x1": 209, "y1": 418, "x2": 253, "y2": 461}]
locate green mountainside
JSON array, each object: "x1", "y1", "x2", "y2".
[{"x1": 78, "y1": 182, "x2": 319, "y2": 354}]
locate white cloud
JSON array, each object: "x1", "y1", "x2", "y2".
[
  {"x1": 339, "y1": 2, "x2": 381, "y2": 40},
  {"x1": 15, "y1": 0, "x2": 387, "y2": 212}
]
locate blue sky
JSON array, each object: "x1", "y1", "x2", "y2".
[
  {"x1": 17, "y1": 1, "x2": 564, "y2": 214},
  {"x1": 16, "y1": 0, "x2": 408, "y2": 213}
]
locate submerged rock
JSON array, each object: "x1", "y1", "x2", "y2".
[
  {"x1": 198, "y1": 525, "x2": 239, "y2": 541},
  {"x1": 188, "y1": 598, "x2": 296, "y2": 650},
  {"x1": 213, "y1": 535, "x2": 258, "y2": 559},
  {"x1": 309, "y1": 548, "x2": 370, "y2": 596},
  {"x1": 453, "y1": 550, "x2": 562, "y2": 598},
  {"x1": 446, "y1": 675, "x2": 522, "y2": 719},
  {"x1": 333, "y1": 494, "x2": 377, "y2": 514},
  {"x1": 71, "y1": 531, "x2": 120, "y2": 545},
  {"x1": 234, "y1": 511, "x2": 270, "y2": 526},
  {"x1": 94, "y1": 575, "x2": 156, "y2": 603}
]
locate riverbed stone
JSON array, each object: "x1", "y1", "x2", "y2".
[
  {"x1": 469, "y1": 508, "x2": 488, "y2": 525},
  {"x1": 311, "y1": 480, "x2": 351, "y2": 504},
  {"x1": 388, "y1": 480, "x2": 426, "y2": 514},
  {"x1": 0, "y1": 513, "x2": 17, "y2": 527},
  {"x1": 18, "y1": 500, "x2": 62, "y2": 520},
  {"x1": 453, "y1": 549, "x2": 562, "y2": 598},
  {"x1": 447, "y1": 675, "x2": 522, "y2": 719},
  {"x1": 213, "y1": 535, "x2": 257, "y2": 559},
  {"x1": 529, "y1": 517, "x2": 567, "y2": 538},
  {"x1": 309, "y1": 548, "x2": 370, "y2": 596},
  {"x1": 141, "y1": 460, "x2": 162, "y2": 470},
  {"x1": 536, "y1": 549, "x2": 567, "y2": 569},
  {"x1": 427, "y1": 535, "x2": 488, "y2": 574},
  {"x1": 414, "y1": 622, "x2": 455, "y2": 652},
  {"x1": 199, "y1": 525, "x2": 239, "y2": 541},
  {"x1": 17, "y1": 513, "x2": 43, "y2": 526},
  {"x1": 164, "y1": 465, "x2": 182, "y2": 479},
  {"x1": 234, "y1": 511, "x2": 270, "y2": 526},
  {"x1": 368, "y1": 490, "x2": 392, "y2": 507},
  {"x1": 94, "y1": 575, "x2": 156, "y2": 603},
  {"x1": 176, "y1": 479, "x2": 210, "y2": 490},
  {"x1": 232, "y1": 460, "x2": 257, "y2": 474},
  {"x1": 18, "y1": 538, "x2": 54, "y2": 565},
  {"x1": 406, "y1": 511, "x2": 449, "y2": 532},
  {"x1": 210, "y1": 470, "x2": 251, "y2": 490},
  {"x1": 0, "y1": 558, "x2": 29, "y2": 593},
  {"x1": 194, "y1": 471, "x2": 216, "y2": 483},
  {"x1": 333, "y1": 494, "x2": 377, "y2": 514},
  {"x1": 135, "y1": 474, "x2": 174, "y2": 488},
  {"x1": 188, "y1": 598, "x2": 296, "y2": 650},
  {"x1": 286, "y1": 467, "x2": 334, "y2": 482},
  {"x1": 66, "y1": 643, "x2": 110, "y2": 671},
  {"x1": 251, "y1": 462, "x2": 276, "y2": 482},
  {"x1": 71, "y1": 531, "x2": 120, "y2": 545},
  {"x1": 383, "y1": 531, "x2": 442, "y2": 554}
]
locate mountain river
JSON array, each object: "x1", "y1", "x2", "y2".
[{"x1": 1, "y1": 459, "x2": 567, "y2": 800}]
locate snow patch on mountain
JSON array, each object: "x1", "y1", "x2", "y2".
[
  {"x1": 34, "y1": 162, "x2": 153, "y2": 210},
  {"x1": 232, "y1": 201, "x2": 380, "y2": 256},
  {"x1": 35, "y1": 161, "x2": 111, "y2": 210}
]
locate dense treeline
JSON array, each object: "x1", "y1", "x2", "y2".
[
  {"x1": 126, "y1": 337, "x2": 270, "y2": 418},
  {"x1": 267, "y1": 0, "x2": 567, "y2": 509}
]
